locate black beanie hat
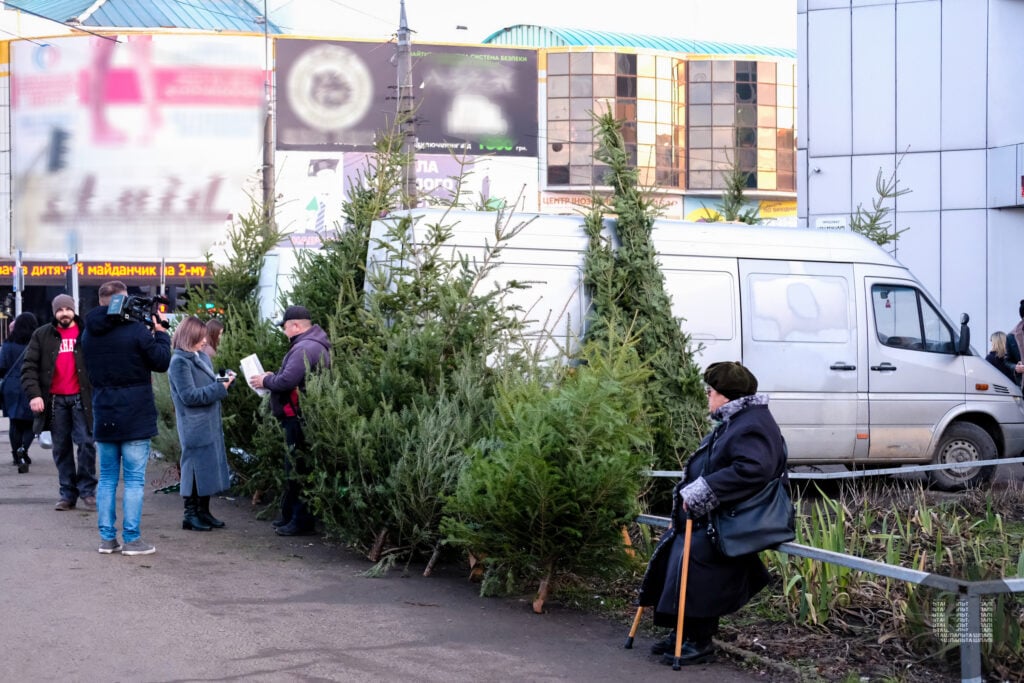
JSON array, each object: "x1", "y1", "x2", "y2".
[{"x1": 703, "y1": 361, "x2": 758, "y2": 400}]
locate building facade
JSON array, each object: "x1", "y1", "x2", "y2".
[
  {"x1": 485, "y1": 26, "x2": 797, "y2": 221},
  {"x1": 799, "y1": 0, "x2": 1024, "y2": 342}
]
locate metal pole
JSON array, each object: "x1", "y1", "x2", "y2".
[
  {"x1": 958, "y1": 591, "x2": 983, "y2": 683},
  {"x1": 14, "y1": 248, "x2": 22, "y2": 316},
  {"x1": 397, "y1": 0, "x2": 417, "y2": 208},
  {"x1": 260, "y1": 0, "x2": 275, "y2": 225}
]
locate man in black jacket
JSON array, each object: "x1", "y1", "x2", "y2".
[
  {"x1": 81, "y1": 281, "x2": 171, "y2": 556},
  {"x1": 22, "y1": 294, "x2": 97, "y2": 511}
]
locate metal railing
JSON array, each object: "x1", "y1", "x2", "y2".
[{"x1": 638, "y1": 457, "x2": 1024, "y2": 683}]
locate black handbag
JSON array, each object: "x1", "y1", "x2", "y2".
[{"x1": 708, "y1": 476, "x2": 795, "y2": 558}]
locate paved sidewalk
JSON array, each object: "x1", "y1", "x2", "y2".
[{"x1": 0, "y1": 420, "x2": 768, "y2": 682}]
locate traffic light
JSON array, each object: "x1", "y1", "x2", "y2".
[{"x1": 47, "y1": 127, "x2": 70, "y2": 172}]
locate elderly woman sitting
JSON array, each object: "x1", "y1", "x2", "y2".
[{"x1": 637, "y1": 361, "x2": 788, "y2": 665}]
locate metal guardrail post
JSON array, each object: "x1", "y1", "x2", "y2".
[{"x1": 959, "y1": 590, "x2": 982, "y2": 683}]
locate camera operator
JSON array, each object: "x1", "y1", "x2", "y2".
[{"x1": 80, "y1": 280, "x2": 171, "y2": 556}]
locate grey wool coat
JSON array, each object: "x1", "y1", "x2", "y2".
[{"x1": 168, "y1": 349, "x2": 231, "y2": 497}]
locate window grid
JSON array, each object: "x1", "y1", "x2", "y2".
[{"x1": 547, "y1": 52, "x2": 796, "y2": 193}]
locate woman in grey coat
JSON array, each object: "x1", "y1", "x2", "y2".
[{"x1": 168, "y1": 316, "x2": 234, "y2": 531}]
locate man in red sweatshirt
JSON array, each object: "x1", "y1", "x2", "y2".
[{"x1": 22, "y1": 294, "x2": 97, "y2": 511}]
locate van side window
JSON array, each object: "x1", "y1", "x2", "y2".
[
  {"x1": 663, "y1": 269, "x2": 735, "y2": 340},
  {"x1": 871, "y1": 285, "x2": 955, "y2": 353},
  {"x1": 748, "y1": 273, "x2": 850, "y2": 342}
]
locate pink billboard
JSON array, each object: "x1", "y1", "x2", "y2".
[{"x1": 10, "y1": 34, "x2": 266, "y2": 261}]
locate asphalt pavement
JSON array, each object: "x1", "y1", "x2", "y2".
[{"x1": 0, "y1": 419, "x2": 767, "y2": 682}]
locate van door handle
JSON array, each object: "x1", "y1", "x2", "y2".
[
  {"x1": 870, "y1": 362, "x2": 897, "y2": 372},
  {"x1": 830, "y1": 362, "x2": 856, "y2": 371}
]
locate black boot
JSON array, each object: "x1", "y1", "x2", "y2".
[
  {"x1": 275, "y1": 498, "x2": 315, "y2": 537},
  {"x1": 16, "y1": 447, "x2": 29, "y2": 474},
  {"x1": 271, "y1": 487, "x2": 296, "y2": 528},
  {"x1": 182, "y1": 495, "x2": 212, "y2": 531},
  {"x1": 197, "y1": 496, "x2": 225, "y2": 528}
]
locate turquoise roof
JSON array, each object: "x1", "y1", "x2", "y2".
[
  {"x1": 483, "y1": 25, "x2": 796, "y2": 59},
  {"x1": 6, "y1": 0, "x2": 282, "y2": 33}
]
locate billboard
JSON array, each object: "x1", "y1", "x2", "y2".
[
  {"x1": 10, "y1": 34, "x2": 266, "y2": 261},
  {"x1": 276, "y1": 40, "x2": 538, "y2": 157},
  {"x1": 271, "y1": 151, "x2": 540, "y2": 250}
]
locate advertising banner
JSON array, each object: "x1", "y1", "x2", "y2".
[
  {"x1": 276, "y1": 39, "x2": 538, "y2": 157},
  {"x1": 272, "y1": 151, "x2": 540, "y2": 250},
  {"x1": 10, "y1": 34, "x2": 266, "y2": 261}
]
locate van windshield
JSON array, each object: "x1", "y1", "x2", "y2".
[{"x1": 872, "y1": 285, "x2": 955, "y2": 353}]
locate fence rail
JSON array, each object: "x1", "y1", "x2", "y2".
[{"x1": 638, "y1": 458, "x2": 1024, "y2": 683}]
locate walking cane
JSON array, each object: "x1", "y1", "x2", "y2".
[
  {"x1": 624, "y1": 605, "x2": 643, "y2": 648},
  {"x1": 671, "y1": 517, "x2": 694, "y2": 671}
]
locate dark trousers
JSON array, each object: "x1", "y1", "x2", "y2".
[
  {"x1": 9, "y1": 418, "x2": 34, "y2": 454},
  {"x1": 50, "y1": 394, "x2": 97, "y2": 503},
  {"x1": 280, "y1": 416, "x2": 313, "y2": 527}
]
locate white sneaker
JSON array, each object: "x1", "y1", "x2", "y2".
[
  {"x1": 121, "y1": 539, "x2": 155, "y2": 556},
  {"x1": 98, "y1": 539, "x2": 122, "y2": 554}
]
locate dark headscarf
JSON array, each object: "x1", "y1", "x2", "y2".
[
  {"x1": 9, "y1": 312, "x2": 38, "y2": 344},
  {"x1": 704, "y1": 361, "x2": 758, "y2": 400}
]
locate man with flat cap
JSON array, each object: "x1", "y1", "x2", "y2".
[
  {"x1": 22, "y1": 293, "x2": 97, "y2": 511},
  {"x1": 250, "y1": 305, "x2": 331, "y2": 536},
  {"x1": 637, "y1": 361, "x2": 787, "y2": 666}
]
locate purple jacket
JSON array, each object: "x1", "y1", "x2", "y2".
[{"x1": 263, "y1": 324, "x2": 331, "y2": 418}]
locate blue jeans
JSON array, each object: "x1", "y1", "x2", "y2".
[
  {"x1": 50, "y1": 394, "x2": 97, "y2": 503},
  {"x1": 96, "y1": 440, "x2": 151, "y2": 543}
]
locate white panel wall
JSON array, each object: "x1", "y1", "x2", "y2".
[
  {"x1": 893, "y1": 210, "x2": 940, "y2": 297},
  {"x1": 852, "y1": 4, "x2": 895, "y2": 154},
  {"x1": 806, "y1": 9, "x2": 851, "y2": 156},
  {"x1": 896, "y1": 1, "x2": 941, "y2": 153},
  {"x1": 798, "y1": 149, "x2": 808, "y2": 223},
  {"x1": 988, "y1": 209, "x2": 1024, "y2": 339},
  {"x1": 807, "y1": 156, "x2": 851, "y2": 215},
  {"x1": 940, "y1": 209, "x2": 987, "y2": 337},
  {"x1": 895, "y1": 152, "x2": 940, "y2": 213},
  {"x1": 941, "y1": 0, "x2": 986, "y2": 149},
  {"x1": 851, "y1": 154, "x2": 895, "y2": 214},
  {"x1": 988, "y1": 0, "x2": 1024, "y2": 145},
  {"x1": 941, "y1": 150, "x2": 986, "y2": 210}
]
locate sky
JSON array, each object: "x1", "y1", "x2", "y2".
[{"x1": 268, "y1": 0, "x2": 797, "y2": 49}]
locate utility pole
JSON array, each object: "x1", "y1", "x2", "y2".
[
  {"x1": 397, "y1": 0, "x2": 417, "y2": 208},
  {"x1": 259, "y1": 0, "x2": 275, "y2": 225}
]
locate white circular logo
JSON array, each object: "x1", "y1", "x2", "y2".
[{"x1": 287, "y1": 44, "x2": 373, "y2": 131}]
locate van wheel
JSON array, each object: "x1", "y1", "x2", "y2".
[{"x1": 928, "y1": 423, "x2": 996, "y2": 492}]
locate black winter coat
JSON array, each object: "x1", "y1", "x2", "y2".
[
  {"x1": 0, "y1": 341, "x2": 33, "y2": 420},
  {"x1": 21, "y1": 319, "x2": 93, "y2": 433},
  {"x1": 637, "y1": 398, "x2": 786, "y2": 627},
  {"x1": 80, "y1": 306, "x2": 171, "y2": 442}
]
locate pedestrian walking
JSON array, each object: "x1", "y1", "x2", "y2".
[
  {"x1": 168, "y1": 316, "x2": 233, "y2": 532},
  {"x1": 81, "y1": 281, "x2": 171, "y2": 556},
  {"x1": 1, "y1": 312, "x2": 39, "y2": 474},
  {"x1": 637, "y1": 361, "x2": 787, "y2": 666},
  {"x1": 22, "y1": 294, "x2": 98, "y2": 511},
  {"x1": 248, "y1": 305, "x2": 330, "y2": 537}
]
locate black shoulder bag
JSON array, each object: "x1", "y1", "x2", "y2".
[{"x1": 707, "y1": 441, "x2": 796, "y2": 558}]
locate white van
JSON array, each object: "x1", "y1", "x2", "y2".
[{"x1": 368, "y1": 209, "x2": 1024, "y2": 490}]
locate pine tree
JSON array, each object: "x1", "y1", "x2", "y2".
[{"x1": 583, "y1": 112, "x2": 708, "y2": 478}]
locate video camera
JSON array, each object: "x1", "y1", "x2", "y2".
[{"x1": 107, "y1": 293, "x2": 170, "y2": 329}]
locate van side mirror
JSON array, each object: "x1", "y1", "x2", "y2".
[{"x1": 957, "y1": 313, "x2": 971, "y2": 355}]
